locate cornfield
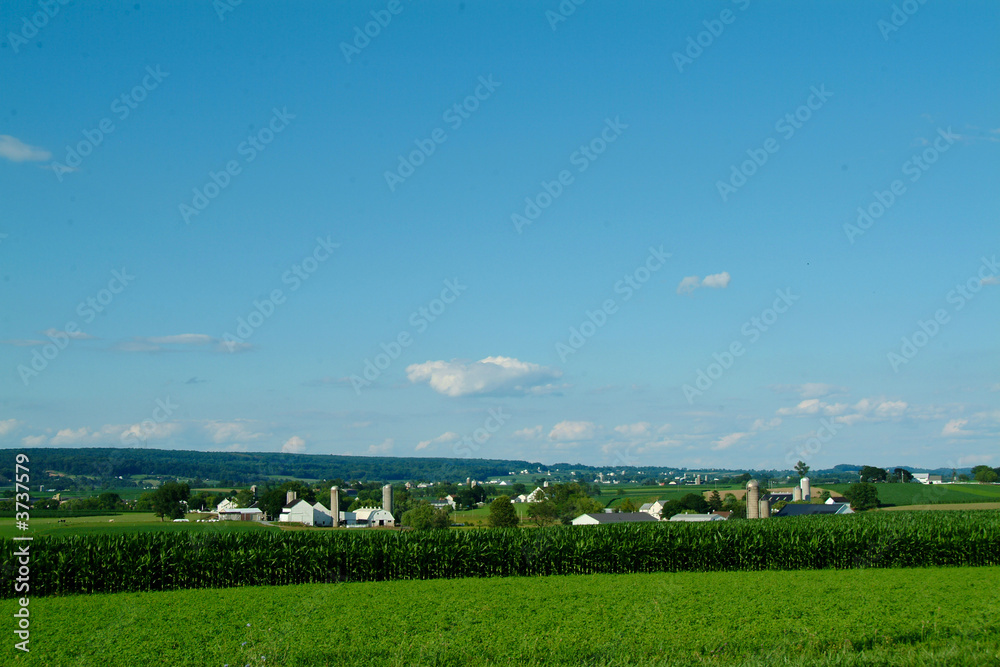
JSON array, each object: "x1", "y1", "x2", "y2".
[{"x1": 3, "y1": 510, "x2": 998, "y2": 598}]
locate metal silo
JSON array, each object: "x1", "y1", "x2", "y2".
[
  {"x1": 800, "y1": 476, "x2": 811, "y2": 501},
  {"x1": 382, "y1": 484, "x2": 393, "y2": 514},
  {"x1": 759, "y1": 497, "x2": 770, "y2": 518},
  {"x1": 330, "y1": 486, "x2": 340, "y2": 526},
  {"x1": 792, "y1": 486, "x2": 802, "y2": 502}
]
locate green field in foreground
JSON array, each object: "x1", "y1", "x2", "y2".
[{"x1": 4, "y1": 566, "x2": 998, "y2": 666}]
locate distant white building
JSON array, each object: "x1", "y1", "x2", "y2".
[
  {"x1": 216, "y1": 498, "x2": 237, "y2": 513},
  {"x1": 669, "y1": 513, "x2": 725, "y2": 522},
  {"x1": 571, "y1": 512, "x2": 659, "y2": 526},
  {"x1": 279, "y1": 499, "x2": 333, "y2": 527},
  {"x1": 353, "y1": 507, "x2": 395, "y2": 527},
  {"x1": 639, "y1": 500, "x2": 666, "y2": 518},
  {"x1": 525, "y1": 487, "x2": 546, "y2": 503},
  {"x1": 219, "y1": 507, "x2": 264, "y2": 522},
  {"x1": 912, "y1": 473, "x2": 943, "y2": 484}
]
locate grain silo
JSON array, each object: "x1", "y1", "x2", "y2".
[
  {"x1": 792, "y1": 486, "x2": 802, "y2": 502},
  {"x1": 382, "y1": 484, "x2": 393, "y2": 514},
  {"x1": 330, "y1": 486, "x2": 340, "y2": 526},
  {"x1": 800, "y1": 477, "x2": 811, "y2": 501},
  {"x1": 746, "y1": 480, "x2": 760, "y2": 519},
  {"x1": 759, "y1": 497, "x2": 771, "y2": 518}
]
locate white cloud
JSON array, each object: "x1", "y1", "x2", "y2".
[
  {"x1": 0, "y1": 340, "x2": 46, "y2": 347},
  {"x1": 777, "y1": 399, "x2": 845, "y2": 416},
  {"x1": 513, "y1": 425, "x2": 543, "y2": 440},
  {"x1": 0, "y1": 135, "x2": 51, "y2": 162},
  {"x1": 368, "y1": 438, "x2": 394, "y2": 455},
  {"x1": 614, "y1": 422, "x2": 651, "y2": 436},
  {"x1": 750, "y1": 417, "x2": 782, "y2": 431},
  {"x1": 712, "y1": 432, "x2": 748, "y2": 450},
  {"x1": 120, "y1": 421, "x2": 182, "y2": 443},
  {"x1": 981, "y1": 276, "x2": 999, "y2": 286},
  {"x1": 281, "y1": 436, "x2": 306, "y2": 453},
  {"x1": 677, "y1": 272, "x2": 731, "y2": 295},
  {"x1": 114, "y1": 334, "x2": 251, "y2": 353},
  {"x1": 406, "y1": 356, "x2": 562, "y2": 397},
  {"x1": 0, "y1": 419, "x2": 19, "y2": 437},
  {"x1": 415, "y1": 431, "x2": 459, "y2": 451},
  {"x1": 549, "y1": 421, "x2": 596, "y2": 441},
  {"x1": 144, "y1": 334, "x2": 215, "y2": 345},
  {"x1": 39, "y1": 328, "x2": 96, "y2": 341},
  {"x1": 942, "y1": 419, "x2": 970, "y2": 436},
  {"x1": 22, "y1": 435, "x2": 46, "y2": 446},
  {"x1": 203, "y1": 421, "x2": 266, "y2": 444}
]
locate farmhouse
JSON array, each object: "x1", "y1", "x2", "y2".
[
  {"x1": 638, "y1": 500, "x2": 665, "y2": 517},
  {"x1": 774, "y1": 502, "x2": 853, "y2": 517},
  {"x1": 525, "y1": 487, "x2": 546, "y2": 503},
  {"x1": 571, "y1": 512, "x2": 659, "y2": 526},
  {"x1": 912, "y1": 473, "x2": 943, "y2": 484}
]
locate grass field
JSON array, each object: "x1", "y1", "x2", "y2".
[
  {"x1": 0, "y1": 513, "x2": 277, "y2": 539},
  {"x1": 4, "y1": 566, "x2": 998, "y2": 666},
  {"x1": 822, "y1": 483, "x2": 1000, "y2": 506}
]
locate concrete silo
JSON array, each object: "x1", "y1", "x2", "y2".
[
  {"x1": 792, "y1": 486, "x2": 802, "y2": 502},
  {"x1": 330, "y1": 486, "x2": 340, "y2": 526},
  {"x1": 382, "y1": 484, "x2": 393, "y2": 514},
  {"x1": 746, "y1": 480, "x2": 760, "y2": 519},
  {"x1": 800, "y1": 477, "x2": 811, "y2": 501},
  {"x1": 759, "y1": 497, "x2": 770, "y2": 518}
]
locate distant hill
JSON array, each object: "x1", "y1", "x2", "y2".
[{"x1": 0, "y1": 448, "x2": 540, "y2": 485}]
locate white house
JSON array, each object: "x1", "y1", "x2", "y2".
[
  {"x1": 638, "y1": 500, "x2": 665, "y2": 518},
  {"x1": 525, "y1": 487, "x2": 546, "y2": 503},
  {"x1": 445, "y1": 495, "x2": 458, "y2": 509},
  {"x1": 216, "y1": 498, "x2": 237, "y2": 513}
]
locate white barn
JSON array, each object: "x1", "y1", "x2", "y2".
[
  {"x1": 353, "y1": 507, "x2": 395, "y2": 527},
  {"x1": 219, "y1": 507, "x2": 264, "y2": 521},
  {"x1": 279, "y1": 499, "x2": 334, "y2": 527}
]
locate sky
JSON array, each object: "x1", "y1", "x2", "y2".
[{"x1": 0, "y1": 1, "x2": 997, "y2": 470}]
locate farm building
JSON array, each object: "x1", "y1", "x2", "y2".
[
  {"x1": 669, "y1": 513, "x2": 726, "y2": 522},
  {"x1": 280, "y1": 498, "x2": 334, "y2": 527},
  {"x1": 763, "y1": 493, "x2": 793, "y2": 504},
  {"x1": 912, "y1": 473, "x2": 943, "y2": 484},
  {"x1": 825, "y1": 495, "x2": 848, "y2": 504},
  {"x1": 638, "y1": 500, "x2": 666, "y2": 517},
  {"x1": 525, "y1": 487, "x2": 546, "y2": 503},
  {"x1": 427, "y1": 498, "x2": 451, "y2": 510},
  {"x1": 215, "y1": 498, "x2": 238, "y2": 513},
  {"x1": 218, "y1": 507, "x2": 263, "y2": 521},
  {"x1": 571, "y1": 512, "x2": 659, "y2": 526},
  {"x1": 353, "y1": 507, "x2": 395, "y2": 527},
  {"x1": 774, "y1": 502, "x2": 853, "y2": 517}
]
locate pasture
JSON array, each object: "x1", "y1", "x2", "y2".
[
  {"x1": 3, "y1": 566, "x2": 998, "y2": 666},
  {"x1": 822, "y1": 482, "x2": 1000, "y2": 507},
  {"x1": 0, "y1": 512, "x2": 276, "y2": 540}
]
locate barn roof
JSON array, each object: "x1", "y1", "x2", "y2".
[{"x1": 578, "y1": 512, "x2": 659, "y2": 524}]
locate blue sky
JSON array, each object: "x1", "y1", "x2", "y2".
[{"x1": 1, "y1": 0, "x2": 997, "y2": 470}]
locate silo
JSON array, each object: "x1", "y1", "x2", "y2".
[
  {"x1": 286, "y1": 490, "x2": 296, "y2": 505},
  {"x1": 382, "y1": 484, "x2": 393, "y2": 514},
  {"x1": 800, "y1": 477, "x2": 811, "y2": 501},
  {"x1": 759, "y1": 498, "x2": 771, "y2": 518},
  {"x1": 330, "y1": 486, "x2": 340, "y2": 526},
  {"x1": 792, "y1": 486, "x2": 802, "y2": 502},
  {"x1": 746, "y1": 480, "x2": 760, "y2": 519}
]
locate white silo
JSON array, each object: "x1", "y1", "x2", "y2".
[
  {"x1": 792, "y1": 486, "x2": 802, "y2": 502},
  {"x1": 800, "y1": 477, "x2": 811, "y2": 501},
  {"x1": 759, "y1": 498, "x2": 771, "y2": 518},
  {"x1": 746, "y1": 480, "x2": 760, "y2": 519},
  {"x1": 330, "y1": 486, "x2": 340, "y2": 526},
  {"x1": 382, "y1": 484, "x2": 393, "y2": 514}
]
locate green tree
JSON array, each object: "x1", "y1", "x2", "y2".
[
  {"x1": 844, "y1": 482, "x2": 879, "y2": 511},
  {"x1": 707, "y1": 490, "x2": 722, "y2": 511},
  {"x1": 401, "y1": 502, "x2": 450, "y2": 530},
  {"x1": 97, "y1": 492, "x2": 123, "y2": 510},
  {"x1": 151, "y1": 481, "x2": 190, "y2": 521},
  {"x1": 859, "y1": 466, "x2": 888, "y2": 483},
  {"x1": 619, "y1": 498, "x2": 639, "y2": 513},
  {"x1": 527, "y1": 499, "x2": 558, "y2": 527},
  {"x1": 658, "y1": 499, "x2": 683, "y2": 520},
  {"x1": 487, "y1": 496, "x2": 520, "y2": 528},
  {"x1": 974, "y1": 468, "x2": 998, "y2": 484},
  {"x1": 893, "y1": 468, "x2": 913, "y2": 483},
  {"x1": 679, "y1": 492, "x2": 710, "y2": 513},
  {"x1": 794, "y1": 461, "x2": 810, "y2": 478}
]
